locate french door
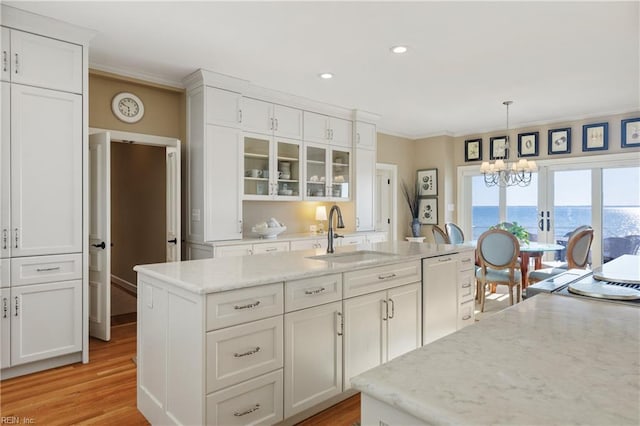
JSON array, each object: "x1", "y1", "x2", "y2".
[{"x1": 460, "y1": 153, "x2": 640, "y2": 267}]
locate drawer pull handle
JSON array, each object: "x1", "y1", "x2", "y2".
[
  {"x1": 14, "y1": 296, "x2": 18, "y2": 317},
  {"x1": 265, "y1": 248, "x2": 277, "y2": 252},
  {"x1": 461, "y1": 283, "x2": 471, "y2": 288},
  {"x1": 234, "y1": 346, "x2": 261, "y2": 358},
  {"x1": 2, "y1": 51, "x2": 6, "y2": 72},
  {"x1": 234, "y1": 300, "x2": 260, "y2": 310},
  {"x1": 388, "y1": 298, "x2": 395, "y2": 319},
  {"x1": 438, "y1": 257, "x2": 452, "y2": 262},
  {"x1": 2, "y1": 297, "x2": 7, "y2": 318},
  {"x1": 378, "y1": 273, "x2": 396, "y2": 280},
  {"x1": 36, "y1": 266, "x2": 61, "y2": 272},
  {"x1": 2, "y1": 229, "x2": 7, "y2": 250},
  {"x1": 336, "y1": 311, "x2": 343, "y2": 336},
  {"x1": 461, "y1": 258, "x2": 472, "y2": 263},
  {"x1": 304, "y1": 287, "x2": 326, "y2": 295},
  {"x1": 462, "y1": 315, "x2": 472, "y2": 321},
  {"x1": 234, "y1": 404, "x2": 260, "y2": 417}
]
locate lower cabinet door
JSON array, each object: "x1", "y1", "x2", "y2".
[
  {"x1": 386, "y1": 283, "x2": 421, "y2": 361},
  {"x1": 1, "y1": 288, "x2": 10, "y2": 368},
  {"x1": 284, "y1": 301, "x2": 343, "y2": 417},
  {"x1": 342, "y1": 291, "x2": 386, "y2": 390},
  {"x1": 11, "y1": 280, "x2": 81, "y2": 365},
  {"x1": 206, "y1": 369, "x2": 283, "y2": 426}
]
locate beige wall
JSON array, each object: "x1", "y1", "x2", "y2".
[{"x1": 110, "y1": 142, "x2": 166, "y2": 285}]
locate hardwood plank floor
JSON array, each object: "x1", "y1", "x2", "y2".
[{"x1": 0, "y1": 322, "x2": 360, "y2": 425}]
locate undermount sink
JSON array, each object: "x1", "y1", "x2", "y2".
[{"x1": 307, "y1": 250, "x2": 399, "y2": 263}]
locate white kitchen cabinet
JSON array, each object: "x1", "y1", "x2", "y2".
[
  {"x1": 243, "y1": 133, "x2": 302, "y2": 200},
  {"x1": 343, "y1": 282, "x2": 421, "y2": 390},
  {"x1": 284, "y1": 301, "x2": 343, "y2": 417},
  {"x1": 11, "y1": 83, "x2": 82, "y2": 257},
  {"x1": 242, "y1": 97, "x2": 303, "y2": 140},
  {"x1": 1, "y1": 82, "x2": 9, "y2": 259},
  {"x1": 4, "y1": 28, "x2": 82, "y2": 94},
  {"x1": 422, "y1": 255, "x2": 459, "y2": 345},
  {"x1": 10, "y1": 280, "x2": 82, "y2": 366},
  {"x1": 252, "y1": 241, "x2": 289, "y2": 254},
  {"x1": 355, "y1": 121, "x2": 376, "y2": 150},
  {"x1": 0, "y1": 287, "x2": 9, "y2": 368},
  {"x1": 365, "y1": 232, "x2": 387, "y2": 244},
  {"x1": 355, "y1": 147, "x2": 376, "y2": 231},
  {"x1": 214, "y1": 243, "x2": 254, "y2": 258},
  {"x1": 339, "y1": 234, "x2": 366, "y2": 247},
  {"x1": 1, "y1": 27, "x2": 10, "y2": 81},
  {"x1": 0, "y1": 259, "x2": 8, "y2": 288},
  {"x1": 206, "y1": 86, "x2": 242, "y2": 128},
  {"x1": 304, "y1": 143, "x2": 351, "y2": 201},
  {"x1": 289, "y1": 238, "x2": 327, "y2": 251},
  {"x1": 303, "y1": 111, "x2": 352, "y2": 147}
]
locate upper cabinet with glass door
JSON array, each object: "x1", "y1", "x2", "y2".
[
  {"x1": 304, "y1": 143, "x2": 351, "y2": 201},
  {"x1": 243, "y1": 133, "x2": 301, "y2": 200}
]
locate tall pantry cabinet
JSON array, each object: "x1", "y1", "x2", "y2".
[{"x1": 1, "y1": 6, "x2": 92, "y2": 378}]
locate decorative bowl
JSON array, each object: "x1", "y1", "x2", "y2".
[{"x1": 252, "y1": 225, "x2": 287, "y2": 239}]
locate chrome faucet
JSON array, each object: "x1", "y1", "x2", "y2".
[{"x1": 327, "y1": 205, "x2": 345, "y2": 253}]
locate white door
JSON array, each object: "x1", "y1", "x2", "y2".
[
  {"x1": 166, "y1": 146, "x2": 181, "y2": 262},
  {"x1": 11, "y1": 84, "x2": 82, "y2": 257},
  {"x1": 89, "y1": 132, "x2": 111, "y2": 341},
  {"x1": 375, "y1": 167, "x2": 392, "y2": 234},
  {"x1": 1, "y1": 82, "x2": 10, "y2": 258},
  {"x1": 422, "y1": 257, "x2": 458, "y2": 345},
  {"x1": 1, "y1": 287, "x2": 10, "y2": 368},
  {"x1": 343, "y1": 291, "x2": 386, "y2": 390},
  {"x1": 355, "y1": 148, "x2": 376, "y2": 231},
  {"x1": 284, "y1": 302, "x2": 343, "y2": 418},
  {"x1": 386, "y1": 283, "x2": 421, "y2": 361},
  {"x1": 11, "y1": 280, "x2": 82, "y2": 365}
]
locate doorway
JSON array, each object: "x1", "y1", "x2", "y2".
[
  {"x1": 88, "y1": 129, "x2": 181, "y2": 341},
  {"x1": 375, "y1": 163, "x2": 397, "y2": 241}
]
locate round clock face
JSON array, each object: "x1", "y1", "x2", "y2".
[{"x1": 112, "y1": 92, "x2": 144, "y2": 123}]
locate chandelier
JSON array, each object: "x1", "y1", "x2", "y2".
[{"x1": 480, "y1": 101, "x2": 537, "y2": 187}]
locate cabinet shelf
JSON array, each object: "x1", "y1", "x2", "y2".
[
  {"x1": 244, "y1": 177, "x2": 269, "y2": 181},
  {"x1": 306, "y1": 160, "x2": 325, "y2": 165},
  {"x1": 278, "y1": 179, "x2": 299, "y2": 183},
  {"x1": 277, "y1": 156, "x2": 299, "y2": 162},
  {"x1": 332, "y1": 163, "x2": 348, "y2": 167},
  {"x1": 307, "y1": 181, "x2": 326, "y2": 185},
  {"x1": 244, "y1": 153, "x2": 269, "y2": 159}
]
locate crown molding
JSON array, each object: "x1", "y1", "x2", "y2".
[
  {"x1": 182, "y1": 69, "x2": 249, "y2": 93},
  {"x1": 91, "y1": 62, "x2": 184, "y2": 90}
]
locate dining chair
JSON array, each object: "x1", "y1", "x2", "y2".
[
  {"x1": 476, "y1": 229, "x2": 522, "y2": 312},
  {"x1": 432, "y1": 226, "x2": 450, "y2": 244},
  {"x1": 528, "y1": 227, "x2": 594, "y2": 284},
  {"x1": 445, "y1": 222, "x2": 465, "y2": 244}
]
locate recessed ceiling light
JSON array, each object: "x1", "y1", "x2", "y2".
[
  {"x1": 319, "y1": 72, "x2": 334, "y2": 79},
  {"x1": 390, "y1": 45, "x2": 408, "y2": 54}
]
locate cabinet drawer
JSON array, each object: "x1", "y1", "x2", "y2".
[
  {"x1": 215, "y1": 244, "x2": 253, "y2": 258},
  {"x1": 206, "y1": 283, "x2": 284, "y2": 331},
  {"x1": 458, "y1": 271, "x2": 475, "y2": 303},
  {"x1": 340, "y1": 235, "x2": 365, "y2": 247},
  {"x1": 344, "y1": 261, "x2": 421, "y2": 298},
  {"x1": 458, "y1": 300, "x2": 475, "y2": 329},
  {"x1": 285, "y1": 273, "x2": 342, "y2": 312},
  {"x1": 252, "y1": 241, "x2": 289, "y2": 254},
  {"x1": 206, "y1": 369, "x2": 284, "y2": 426},
  {"x1": 458, "y1": 252, "x2": 475, "y2": 272},
  {"x1": 11, "y1": 254, "x2": 82, "y2": 287},
  {"x1": 207, "y1": 316, "x2": 283, "y2": 393},
  {"x1": 290, "y1": 239, "x2": 326, "y2": 251},
  {"x1": 0, "y1": 259, "x2": 8, "y2": 288}
]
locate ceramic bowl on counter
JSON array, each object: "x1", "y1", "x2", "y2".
[{"x1": 251, "y1": 225, "x2": 287, "y2": 239}]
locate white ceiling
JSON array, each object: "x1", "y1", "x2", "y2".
[{"x1": 7, "y1": 1, "x2": 640, "y2": 138}]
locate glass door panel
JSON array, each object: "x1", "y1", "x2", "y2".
[
  {"x1": 331, "y1": 148, "x2": 350, "y2": 200},
  {"x1": 275, "y1": 139, "x2": 301, "y2": 198},
  {"x1": 506, "y1": 173, "x2": 539, "y2": 241},
  {"x1": 470, "y1": 176, "x2": 500, "y2": 240},
  {"x1": 306, "y1": 145, "x2": 327, "y2": 199},
  {"x1": 243, "y1": 135, "x2": 271, "y2": 198},
  {"x1": 602, "y1": 166, "x2": 640, "y2": 262}
]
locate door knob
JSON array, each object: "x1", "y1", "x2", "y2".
[
  {"x1": 92, "y1": 241, "x2": 106, "y2": 249},
  {"x1": 168, "y1": 238, "x2": 178, "y2": 244}
]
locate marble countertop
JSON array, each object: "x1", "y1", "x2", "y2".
[
  {"x1": 134, "y1": 241, "x2": 470, "y2": 294},
  {"x1": 351, "y1": 293, "x2": 640, "y2": 425},
  {"x1": 207, "y1": 230, "x2": 378, "y2": 246}
]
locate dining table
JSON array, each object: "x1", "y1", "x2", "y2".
[{"x1": 467, "y1": 240, "x2": 565, "y2": 289}]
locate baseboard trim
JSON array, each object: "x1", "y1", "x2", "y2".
[{"x1": 111, "y1": 274, "x2": 137, "y2": 296}]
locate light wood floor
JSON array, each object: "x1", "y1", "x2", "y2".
[{"x1": 0, "y1": 321, "x2": 360, "y2": 425}]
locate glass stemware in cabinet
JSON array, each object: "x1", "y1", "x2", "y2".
[
  {"x1": 306, "y1": 145, "x2": 328, "y2": 199},
  {"x1": 331, "y1": 150, "x2": 350, "y2": 199},
  {"x1": 276, "y1": 140, "x2": 300, "y2": 197},
  {"x1": 244, "y1": 136, "x2": 270, "y2": 197}
]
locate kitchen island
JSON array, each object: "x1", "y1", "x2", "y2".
[
  {"x1": 352, "y1": 293, "x2": 640, "y2": 425},
  {"x1": 133, "y1": 241, "x2": 475, "y2": 425}
]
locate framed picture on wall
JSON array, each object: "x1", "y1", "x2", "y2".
[
  {"x1": 418, "y1": 197, "x2": 438, "y2": 225},
  {"x1": 489, "y1": 136, "x2": 508, "y2": 160},
  {"x1": 464, "y1": 138, "x2": 482, "y2": 162},
  {"x1": 548, "y1": 128, "x2": 571, "y2": 154},
  {"x1": 517, "y1": 132, "x2": 539, "y2": 157},
  {"x1": 621, "y1": 117, "x2": 640, "y2": 147},
  {"x1": 582, "y1": 122, "x2": 608, "y2": 151},
  {"x1": 417, "y1": 168, "x2": 437, "y2": 196}
]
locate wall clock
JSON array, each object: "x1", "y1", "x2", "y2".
[{"x1": 112, "y1": 92, "x2": 144, "y2": 123}]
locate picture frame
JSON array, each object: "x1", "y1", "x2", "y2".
[
  {"x1": 582, "y1": 122, "x2": 608, "y2": 152},
  {"x1": 418, "y1": 197, "x2": 438, "y2": 225},
  {"x1": 489, "y1": 136, "x2": 508, "y2": 160},
  {"x1": 621, "y1": 117, "x2": 640, "y2": 147},
  {"x1": 417, "y1": 168, "x2": 437, "y2": 196},
  {"x1": 464, "y1": 138, "x2": 482, "y2": 162},
  {"x1": 548, "y1": 128, "x2": 571, "y2": 154},
  {"x1": 517, "y1": 132, "x2": 539, "y2": 157}
]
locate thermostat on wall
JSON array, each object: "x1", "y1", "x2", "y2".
[{"x1": 112, "y1": 92, "x2": 145, "y2": 123}]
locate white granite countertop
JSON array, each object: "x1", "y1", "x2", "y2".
[
  {"x1": 206, "y1": 230, "x2": 377, "y2": 246},
  {"x1": 134, "y1": 241, "x2": 470, "y2": 295},
  {"x1": 351, "y1": 293, "x2": 640, "y2": 425}
]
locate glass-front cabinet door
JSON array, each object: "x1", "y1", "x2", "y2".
[
  {"x1": 243, "y1": 134, "x2": 271, "y2": 199},
  {"x1": 275, "y1": 138, "x2": 301, "y2": 199},
  {"x1": 330, "y1": 148, "x2": 350, "y2": 200},
  {"x1": 305, "y1": 144, "x2": 328, "y2": 200}
]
